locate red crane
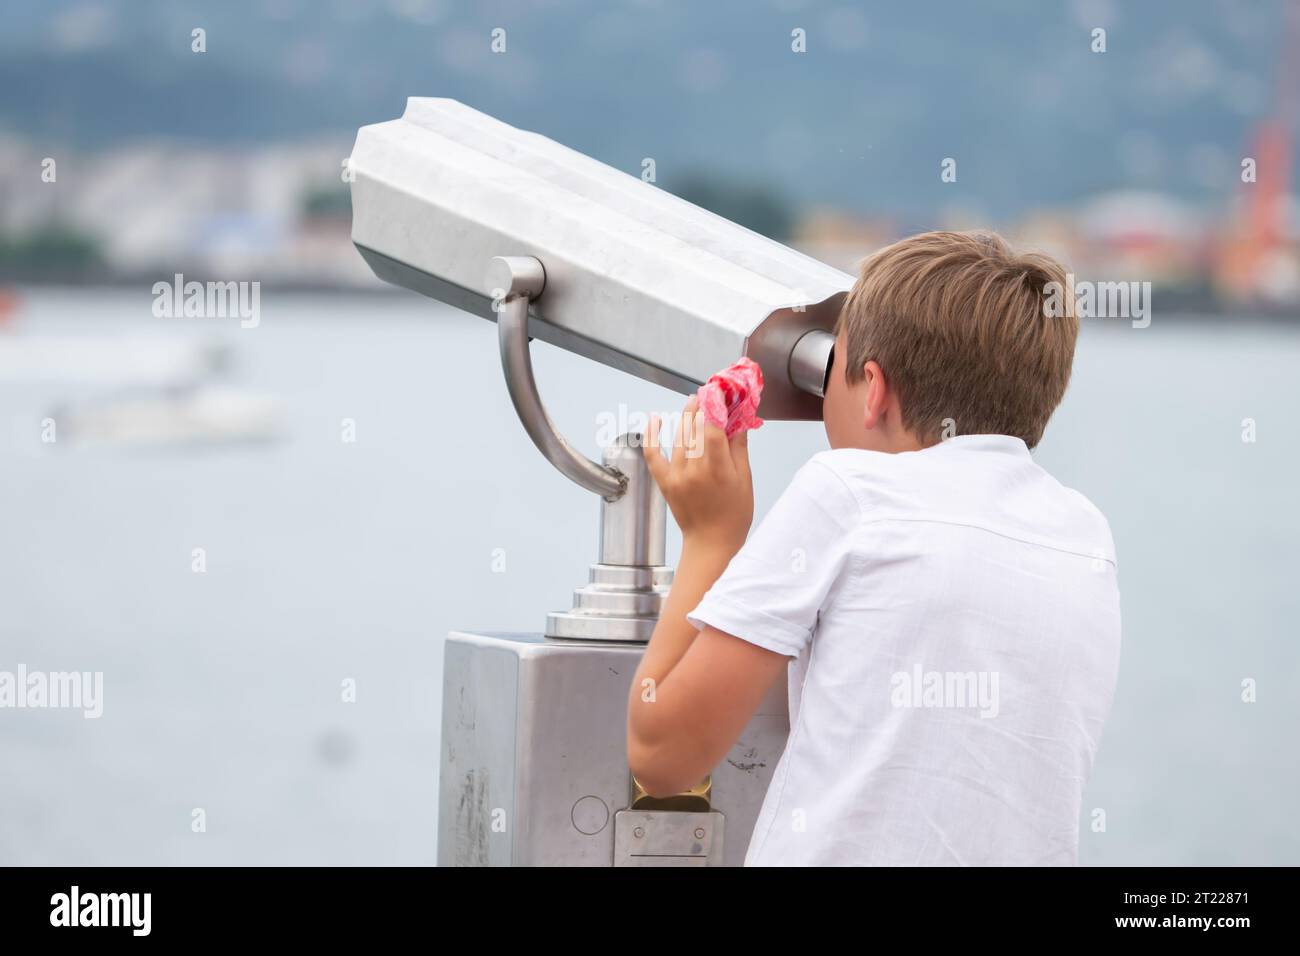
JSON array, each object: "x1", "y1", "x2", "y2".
[{"x1": 1218, "y1": 2, "x2": 1298, "y2": 304}]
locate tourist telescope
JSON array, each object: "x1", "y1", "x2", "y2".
[{"x1": 349, "y1": 98, "x2": 853, "y2": 865}]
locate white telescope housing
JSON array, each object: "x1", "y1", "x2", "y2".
[{"x1": 350, "y1": 98, "x2": 851, "y2": 421}]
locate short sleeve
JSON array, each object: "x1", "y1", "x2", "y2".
[{"x1": 687, "y1": 456, "x2": 858, "y2": 658}]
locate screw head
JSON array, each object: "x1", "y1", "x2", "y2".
[{"x1": 633, "y1": 826, "x2": 645, "y2": 839}]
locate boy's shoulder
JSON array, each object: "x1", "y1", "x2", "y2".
[
  {"x1": 797, "y1": 440, "x2": 1117, "y2": 563},
  {"x1": 796, "y1": 444, "x2": 947, "y2": 503},
  {"x1": 788, "y1": 447, "x2": 912, "y2": 521}
]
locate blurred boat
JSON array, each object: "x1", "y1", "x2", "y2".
[
  {"x1": 0, "y1": 331, "x2": 281, "y2": 448},
  {"x1": 52, "y1": 385, "x2": 283, "y2": 448}
]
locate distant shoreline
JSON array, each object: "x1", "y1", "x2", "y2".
[{"x1": 3, "y1": 275, "x2": 1296, "y2": 325}]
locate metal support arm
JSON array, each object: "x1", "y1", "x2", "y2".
[{"x1": 490, "y1": 255, "x2": 627, "y2": 501}]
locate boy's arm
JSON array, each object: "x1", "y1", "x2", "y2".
[{"x1": 627, "y1": 397, "x2": 790, "y2": 797}]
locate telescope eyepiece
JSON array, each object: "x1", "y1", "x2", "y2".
[{"x1": 788, "y1": 329, "x2": 836, "y2": 399}]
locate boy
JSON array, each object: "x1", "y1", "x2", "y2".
[{"x1": 627, "y1": 231, "x2": 1121, "y2": 866}]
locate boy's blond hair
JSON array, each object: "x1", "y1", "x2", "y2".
[{"x1": 835, "y1": 230, "x2": 1077, "y2": 449}]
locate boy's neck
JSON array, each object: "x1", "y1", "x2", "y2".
[
  {"x1": 879, "y1": 433, "x2": 928, "y2": 454},
  {"x1": 842, "y1": 428, "x2": 929, "y2": 455}
]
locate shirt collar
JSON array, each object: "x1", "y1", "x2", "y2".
[{"x1": 929, "y1": 434, "x2": 1031, "y2": 457}]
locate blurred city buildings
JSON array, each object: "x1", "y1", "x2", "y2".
[{"x1": 0, "y1": 131, "x2": 1295, "y2": 314}]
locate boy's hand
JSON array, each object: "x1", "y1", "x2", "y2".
[{"x1": 644, "y1": 396, "x2": 754, "y2": 557}]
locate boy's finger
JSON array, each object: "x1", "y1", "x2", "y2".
[
  {"x1": 674, "y1": 397, "x2": 699, "y2": 471},
  {"x1": 731, "y1": 428, "x2": 752, "y2": 481},
  {"x1": 672, "y1": 397, "x2": 696, "y2": 452},
  {"x1": 643, "y1": 414, "x2": 669, "y2": 486},
  {"x1": 688, "y1": 409, "x2": 708, "y2": 465},
  {"x1": 704, "y1": 420, "x2": 732, "y2": 476}
]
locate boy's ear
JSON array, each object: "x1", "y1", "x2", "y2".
[{"x1": 862, "y1": 360, "x2": 887, "y2": 430}]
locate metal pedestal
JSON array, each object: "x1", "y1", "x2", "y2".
[{"x1": 438, "y1": 631, "x2": 789, "y2": 867}]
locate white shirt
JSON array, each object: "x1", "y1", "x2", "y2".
[{"x1": 687, "y1": 435, "x2": 1121, "y2": 866}]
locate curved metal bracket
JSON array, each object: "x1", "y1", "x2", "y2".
[{"x1": 490, "y1": 255, "x2": 627, "y2": 501}]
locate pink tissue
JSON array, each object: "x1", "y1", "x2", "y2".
[{"x1": 695, "y1": 357, "x2": 765, "y2": 438}]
